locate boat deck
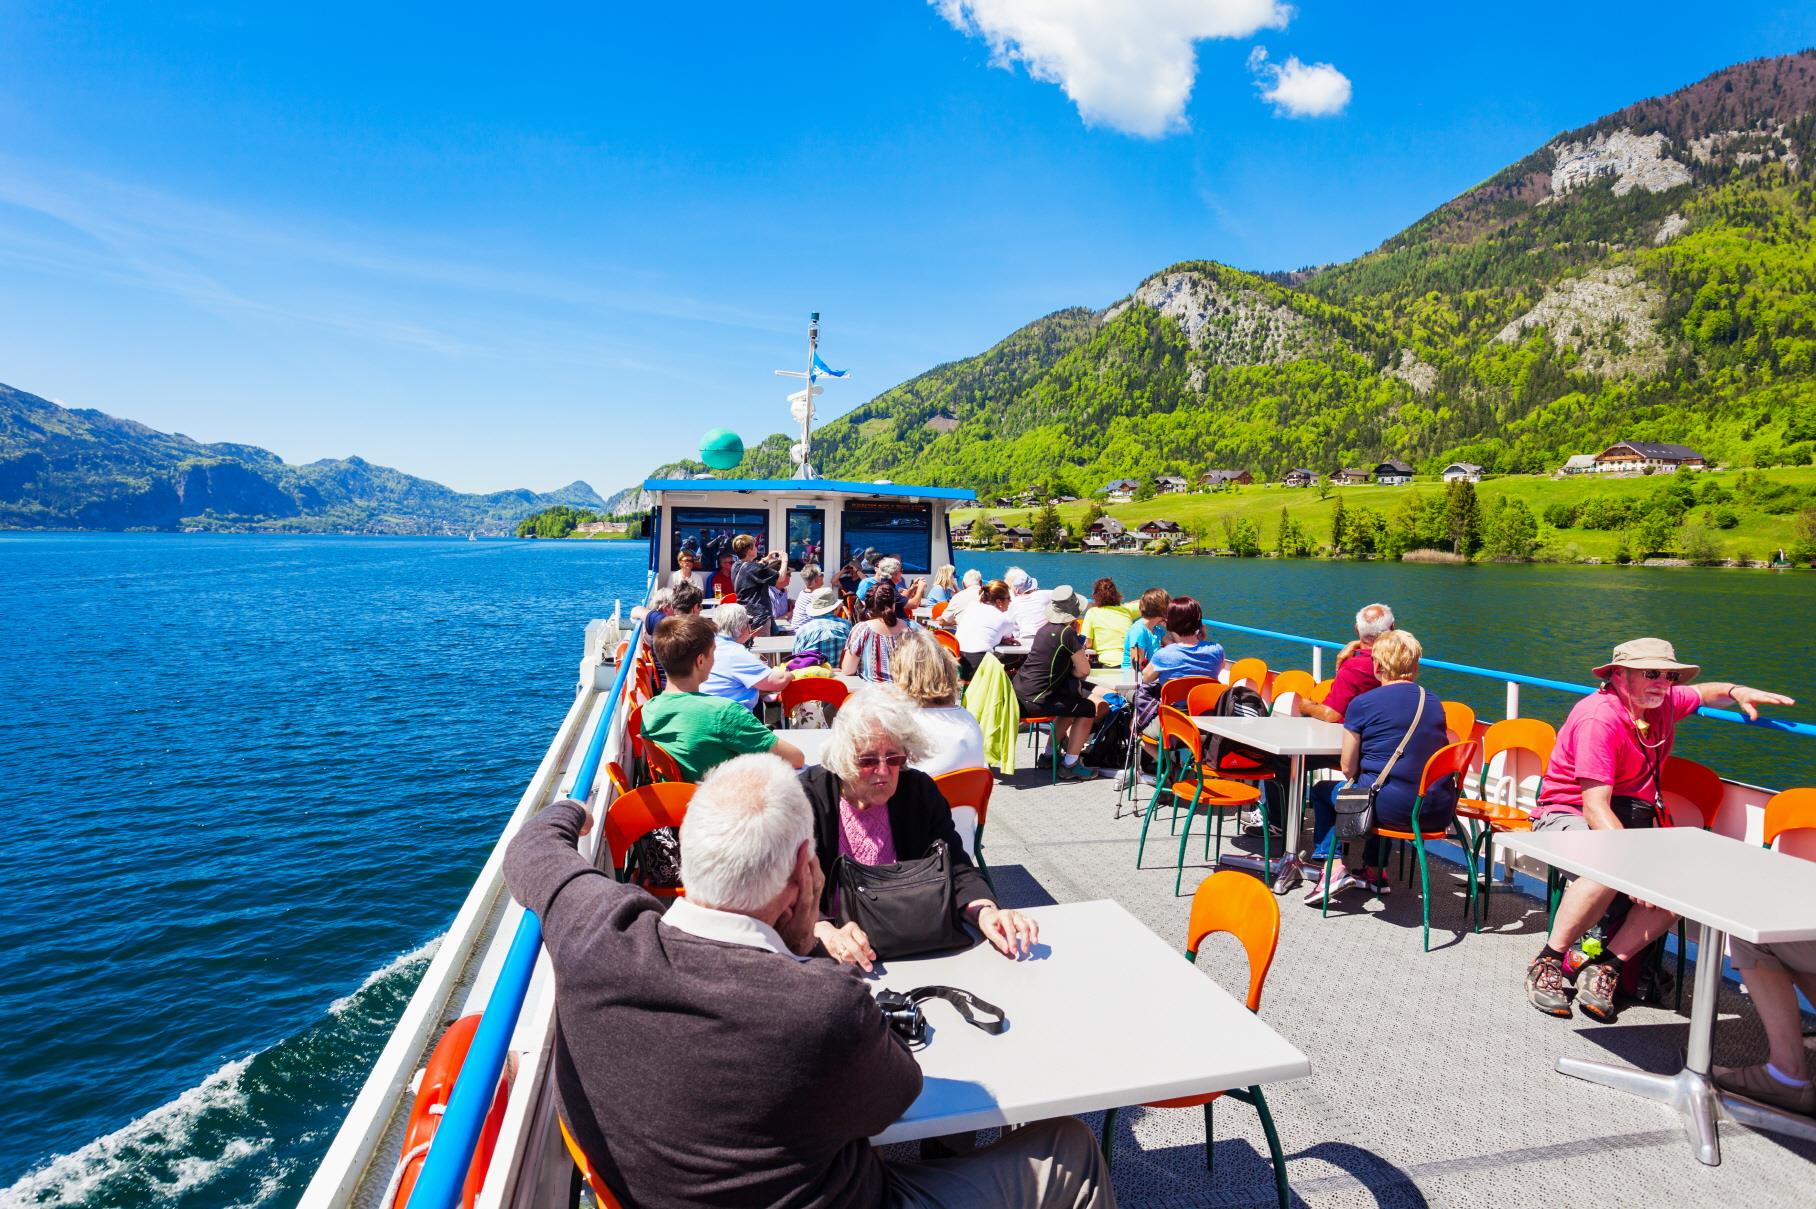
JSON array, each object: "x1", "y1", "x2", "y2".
[{"x1": 952, "y1": 761, "x2": 1814, "y2": 1208}]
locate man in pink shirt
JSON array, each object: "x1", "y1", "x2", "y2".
[
  {"x1": 1524, "y1": 638, "x2": 1793, "y2": 1026},
  {"x1": 1302, "y1": 602, "x2": 1395, "y2": 723}
]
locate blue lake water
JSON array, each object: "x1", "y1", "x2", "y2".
[{"x1": 0, "y1": 535, "x2": 1810, "y2": 1206}]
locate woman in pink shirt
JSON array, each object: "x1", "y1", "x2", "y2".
[{"x1": 1524, "y1": 638, "x2": 1793, "y2": 1024}]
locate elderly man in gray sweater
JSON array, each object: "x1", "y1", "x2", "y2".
[{"x1": 505, "y1": 753, "x2": 1116, "y2": 1209}]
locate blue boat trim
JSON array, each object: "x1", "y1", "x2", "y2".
[
  {"x1": 642, "y1": 477, "x2": 976, "y2": 501},
  {"x1": 406, "y1": 619, "x2": 648, "y2": 1209}
]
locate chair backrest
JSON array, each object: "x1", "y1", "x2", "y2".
[
  {"x1": 1227, "y1": 658, "x2": 1269, "y2": 693},
  {"x1": 645, "y1": 739, "x2": 686, "y2": 785},
  {"x1": 932, "y1": 628, "x2": 962, "y2": 658},
  {"x1": 1269, "y1": 669, "x2": 1316, "y2": 704},
  {"x1": 1308, "y1": 678, "x2": 1334, "y2": 703},
  {"x1": 1419, "y1": 740, "x2": 1481, "y2": 796},
  {"x1": 1441, "y1": 700, "x2": 1477, "y2": 746},
  {"x1": 719, "y1": 590, "x2": 737, "y2": 604},
  {"x1": 1184, "y1": 682, "x2": 1227, "y2": 717},
  {"x1": 1160, "y1": 674, "x2": 1216, "y2": 710},
  {"x1": 1183, "y1": 870, "x2": 1280, "y2": 1012},
  {"x1": 779, "y1": 676, "x2": 850, "y2": 723},
  {"x1": 931, "y1": 600, "x2": 949, "y2": 620},
  {"x1": 1157, "y1": 705, "x2": 1202, "y2": 763},
  {"x1": 1764, "y1": 788, "x2": 1816, "y2": 859},
  {"x1": 1661, "y1": 755, "x2": 1724, "y2": 829},
  {"x1": 604, "y1": 761, "x2": 632, "y2": 797},
  {"x1": 626, "y1": 703, "x2": 646, "y2": 760},
  {"x1": 604, "y1": 782, "x2": 695, "y2": 871},
  {"x1": 1477, "y1": 717, "x2": 1557, "y2": 808},
  {"x1": 933, "y1": 767, "x2": 994, "y2": 863},
  {"x1": 559, "y1": 1117, "x2": 626, "y2": 1209}
]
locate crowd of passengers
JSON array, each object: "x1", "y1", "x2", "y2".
[{"x1": 522, "y1": 551, "x2": 1805, "y2": 1207}]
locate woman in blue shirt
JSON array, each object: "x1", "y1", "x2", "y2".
[
  {"x1": 1305, "y1": 629, "x2": 1455, "y2": 903},
  {"x1": 1140, "y1": 596, "x2": 1225, "y2": 687}
]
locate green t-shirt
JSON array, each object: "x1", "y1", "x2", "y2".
[{"x1": 641, "y1": 689, "x2": 777, "y2": 781}]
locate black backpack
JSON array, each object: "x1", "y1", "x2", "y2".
[{"x1": 1204, "y1": 682, "x2": 1283, "y2": 784}]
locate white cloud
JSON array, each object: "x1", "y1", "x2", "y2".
[
  {"x1": 1247, "y1": 46, "x2": 1351, "y2": 117},
  {"x1": 933, "y1": 0, "x2": 1294, "y2": 138}
]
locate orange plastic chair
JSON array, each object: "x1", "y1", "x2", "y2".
[
  {"x1": 625, "y1": 703, "x2": 647, "y2": 763},
  {"x1": 1269, "y1": 669, "x2": 1316, "y2": 706},
  {"x1": 1140, "y1": 707, "x2": 1264, "y2": 894},
  {"x1": 1308, "y1": 678, "x2": 1334, "y2": 703},
  {"x1": 1454, "y1": 717, "x2": 1556, "y2": 926},
  {"x1": 1661, "y1": 756, "x2": 1724, "y2": 830},
  {"x1": 1097, "y1": 872, "x2": 1289, "y2": 1207},
  {"x1": 1764, "y1": 788, "x2": 1816, "y2": 856},
  {"x1": 932, "y1": 628, "x2": 962, "y2": 659},
  {"x1": 934, "y1": 767, "x2": 995, "y2": 879},
  {"x1": 1227, "y1": 658, "x2": 1269, "y2": 694},
  {"x1": 778, "y1": 676, "x2": 850, "y2": 727},
  {"x1": 1326, "y1": 740, "x2": 1479, "y2": 951},
  {"x1": 1160, "y1": 675, "x2": 1217, "y2": 711},
  {"x1": 559, "y1": 1117, "x2": 627, "y2": 1209},
  {"x1": 719, "y1": 590, "x2": 737, "y2": 604},
  {"x1": 604, "y1": 782, "x2": 695, "y2": 880},
  {"x1": 1441, "y1": 700, "x2": 1477, "y2": 746},
  {"x1": 604, "y1": 761, "x2": 633, "y2": 798},
  {"x1": 1185, "y1": 682, "x2": 1227, "y2": 717},
  {"x1": 644, "y1": 739, "x2": 686, "y2": 785},
  {"x1": 931, "y1": 600, "x2": 949, "y2": 620}
]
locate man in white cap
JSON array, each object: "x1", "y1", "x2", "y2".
[
  {"x1": 1002, "y1": 566, "x2": 1053, "y2": 645},
  {"x1": 1523, "y1": 638, "x2": 1792, "y2": 1026}
]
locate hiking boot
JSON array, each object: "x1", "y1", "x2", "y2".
[
  {"x1": 1713, "y1": 1064, "x2": 1816, "y2": 1116},
  {"x1": 1057, "y1": 760, "x2": 1099, "y2": 782},
  {"x1": 1576, "y1": 960, "x2": 1622, "y2": 1022},
  {"x1": 1525, "y1": 954, "x2": 1573, "y2": 1018}
]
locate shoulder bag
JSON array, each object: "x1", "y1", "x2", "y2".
[
  {"x1": 833, "y1": 840, "x2": 973, "y2": 959},
  {"x1": 1333, "y1": 686, "x2": 1427, "y2": 840}
]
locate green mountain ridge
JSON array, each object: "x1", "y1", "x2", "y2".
[
  {"x1": 698, "y1": 51, "x2": 1816, "y2": 495},
  {"x1": 0, "y1": 384, "x2": 604, "y2": 534}
]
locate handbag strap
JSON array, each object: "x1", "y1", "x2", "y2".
[
  {"x1": 1372, "y1": 686, "x2": 1427, "y2": 790},
  {"x1": 905, "y1": 985, "x2": 1007, "y2": 1034}
]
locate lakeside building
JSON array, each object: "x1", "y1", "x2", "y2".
[
  {"x1": 1084, "y1": 516, "x2": 1130, "y2": 550},
  {"x1": 1332, "y1": 467, "x2": 1373, "y2": 486},
  {"x1": 1559, "y1": 454, "x2": 1599, "y2": 475},
  {"x1": 1281, "y1": 468, "x2": 1319, "y2": 488},
  {"x1": 1101, "y1": 478, "x2": 1140, "y2": 503},
  {"x1": 1199, "y1": 469, "x2": 1253, "y2": 490},
  {"x1": 1594, "y1": 441, "x2": 1707, "y2": 474},
  {"x1": 1441, "y1": 462, "x2": 1484, "y2": 483},
  {"x1": 1374, "y1": 459, "x2": 1416, "y2": 485},
  {"x1": 1154, "y1": 475, "x2": 1191, "y2": 494}
]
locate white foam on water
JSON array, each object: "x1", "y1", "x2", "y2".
[
  {"x1": 0, "y1": 1056, "x2": 255, "y2": 1207},
  {"x1": 329, "y1": 934, "x2": 443, "y2": 1017}
]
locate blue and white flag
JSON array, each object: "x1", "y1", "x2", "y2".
[{"x1": 810, "y1": 352, "x2": 849, "y2": 381}]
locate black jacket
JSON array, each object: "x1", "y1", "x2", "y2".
[{"x1": 798, "y1": 765, "x2": 995, "y2": 918}]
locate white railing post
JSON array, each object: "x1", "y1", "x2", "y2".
[
  {"x1": 1311, "y1": 645, "x2": 1322, "y2": 680},
  {"x1": 1506, "y1": 680, "x2": 1520, "y2": 721}
]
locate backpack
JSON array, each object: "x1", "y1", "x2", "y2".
[
  {"x1": 1080, "y1": 699, "x2": 1133, "y2": 769},
  {"x1": 1204, "y1": 682, "x2": 1287, "y2": 823}
]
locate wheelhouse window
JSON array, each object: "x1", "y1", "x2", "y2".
[
  {"x1": 785, "y1": 507, "x2": 826, "y2": 570},
  {"x1": 670, "y1": 507, "x2": 769, "y2": 571},
  {"x1": 841, "y1": 501, "x2": 932, "y2": 574}
]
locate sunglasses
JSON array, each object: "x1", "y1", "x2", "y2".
[
  {"x1": 1637, "y1": 669, "x2": 1685, "y2": 683},
  {"x1": 855, "y1": 753, "x2": 908, "y2": 771}
]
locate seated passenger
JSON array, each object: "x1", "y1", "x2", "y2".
[
  {"x1": 937, "y1": 568, "x2": 986, "y2": 630},
  {"x1": 505, "y1": 754, "x2": 1115, "y2": 1209},
  {"x1": 1305, "y1": 630, "x2": 1453, "y2": 904},
  {"x1": 890, "y1": 629, "x2": 985, "y2": 777},
  {"x1": 1120, "y1": 587, "x2": 1169, "y2": 672},
  {"x1": 669, "y1": 549, "x2": 703, "y2": 590},
  {"x1": 644, "y1": 616, "x2": 803, "y2": 780},
  {"x1": 1136, "y1": 596, "x2": 1225, "y2": 735},
  {"x1": 841, "y1": 582, "x2": 916, "y2": 684},
  {"x1": 706, "y1": 603, "x2": 793, "y2": 709},
  {"x1": 707, "y1": 551, "x2": 737, "y2": 598},
  {"x1": 1003, "y1": 567, "x2": 1053, "y2": 645},
  {"x1": 1524, "y1": 639, "x2": 1792, "y2": 1023},
  {"x1": 1011, "y1": 585, "x2": 1108, "y2": 782},
  {"x1": 836, "y1": 560, "x2": 863, "y2": 596},
  {"x1": 925, "y1": 564, "x2": 960, "y2": 604},
  {"x1": 1080, "y1": 577, "x2": 1135, "y2": 668},
  {"x1": 1722, "y1": 889, "x2": 1816, "y2": 1114},
  {"x1": 1300, "y1": 602, "x2": 1395, "y2": 723},
  {"x1": 954, "y1": 578, "x2": 1017, "y2": 678},
  {"x1": 790, "y1": 563, "x2": 826, "y2": 628},
  {"x1": 801, "y1": 687, "x2": 1039, "y2": 969},
  {"x1": 791, "y1": 585, "x2": 853, "y2": 666}
]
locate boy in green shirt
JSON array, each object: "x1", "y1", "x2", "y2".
[{"x1": 644, "y1": 615, "x2": 805, "y2": 780}]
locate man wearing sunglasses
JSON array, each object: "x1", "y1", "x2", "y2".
[{"x1": 1524, "y1": 638, "x2": 1793, "y2": 1023}]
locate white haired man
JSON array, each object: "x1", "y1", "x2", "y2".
[
  {"x1": 706, "y1": 602, "x2": 793, "y2": 709},
  {"x1": 1300, "y1": 602, "x2": 1396, "y2": 724},
  {"x1": 505, "y1": 754, "x2": 1118, "y2": 1208},
  {"x1": 935, "y1": 569, "x2": 986, "y2": 631},
  {"x1": 1002, "y1": 566, "x2": 1053, "y2": 645}
]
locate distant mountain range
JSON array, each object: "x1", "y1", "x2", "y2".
[
  {"x1": 691, "y1": 51, "x2": 1816, "y2": 494},
  {"x1": 0, "y1": 384, "x2": 604, "y2": 534}
]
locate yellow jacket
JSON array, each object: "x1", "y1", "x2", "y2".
[{"x1": 963, "y1": 654, "x2": 1023, "y2": 773}]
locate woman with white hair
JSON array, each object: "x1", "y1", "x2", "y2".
[
  {"x1": 890, "y1": 629, "x2": 986, "y2": 776},
  {"x1": 799, "y1": 686, "x2": 1038, "y2": 968}
]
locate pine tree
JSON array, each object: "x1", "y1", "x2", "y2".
[
  {"x1": 1445, "y1": 480, "x2": 1483, "y2": 558},
  {"x1": 1330, "y1": 494, "x2": 1348, "y2": 554},
  {"x1": 1030, "y1": 503, "x2": 1064, "y2": 551}
]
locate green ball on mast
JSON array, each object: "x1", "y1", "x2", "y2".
[{"x1": 699, "y1": 427, "x2": 744, "y2": 471}]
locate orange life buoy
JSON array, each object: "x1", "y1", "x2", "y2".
[{"x1": 389, "y1": 1014, "x2": 515, "y2": 1209}]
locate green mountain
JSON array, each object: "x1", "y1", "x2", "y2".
[
  {"x1": 0, "y1": 384, "x2": 603, "y2": 533},
  {"x1": 708, "y1": 51, "x2": 1816, "y2": 494}
]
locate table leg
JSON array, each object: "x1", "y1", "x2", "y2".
[
  {"x1": 1270, "y1": 755, "x2": 1307, "y2": 894},
  {"x1": 1554, "y1": 921, "x2": 1727, "y2": 1166}
]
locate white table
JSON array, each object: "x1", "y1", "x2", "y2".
[
  {"x1": 1191, "y1": 716, "x2": 1346, "y2": 893},
  {"x1": 868, "y1": 900, "x2": 1310, "y2": 1143},
  {"x1": 1086, "y1": 668, "x2": 1136, "y2": 691},
  {"x1": 1498, "y1": 827, "x2": 1816, "y2": 1165},
  {"x1": 781, "y1": 727, "x2": 832, "y2": 766},
  {"x1": 750, "y1": 634, "x2": 796, "y2": 662}
]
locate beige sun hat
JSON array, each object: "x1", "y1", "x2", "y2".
[
  {"x1": 1592, "y1": 637, "x2": 1700, "y2": 681},
  {"x1": 1045, "y1": 584, "x2": 1084, "y2": 624},
  {"x1": 803, "y1": 585, "x2": 843, "y2": 617}
]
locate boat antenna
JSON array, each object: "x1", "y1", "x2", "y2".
[{"x1": 774, "y1": 311, "x2": 848, "y2": 481}]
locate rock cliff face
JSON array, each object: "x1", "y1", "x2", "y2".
[
  {"x1": 1104, "y1": 270, "x2": 1330, "y2": 367},
  {"x1": 1384, "y1": 349, "x2": 1439, "y2": 395},
  {"x1": 1494, "y1": 266, "x2": 1668, "y2": 378},
  {"x1": 1546, "y1": 129, "x2": 1693, "y2": 199}
]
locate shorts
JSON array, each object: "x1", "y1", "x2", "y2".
[
  {"x1": 1018, "y1": 692, "x2": 1095, "y2": 720},
  {"x1": 1531, "y1": 810, "x2": 1589, "y2": 833},
  {"x1": 1728, "y1": 936, "x2": 1816, "y2": 975}
]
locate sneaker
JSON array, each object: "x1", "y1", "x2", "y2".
[
  {"x1": 1575, "y1": 960, "x2": 1622, "y2": 1022},
  {"x1": 1305, "y1": 870, "x2": 1362, "y2": 904},
  {"x1": 1238, "y1": 808, "x2": 1264, "y2": 832},
  {"x1": 1366, "y1": 874, "x2": 1392, "y2": 897},
  {"x1": 1057, "y1": 760, "x2": 1099, "y2": 782},
  {"x1": 1712, "y1": 1064, "x2": 1816, "y2": 1116},
  {"x1": 1525, "y1": 954, "x2": 1573, "y2": 1018}
]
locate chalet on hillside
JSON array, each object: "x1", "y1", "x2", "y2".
[
  {"x1": 998, "y1": 525, "x2": 1034, "y2": 550},
  {"x1": 1441, "y1": 462, "x2": 1484, "y2": 483},
  {"x1": 1101, "y1": 478, "x2": 1140, "y2": 503},
  {"x1": 1084, "y1": 516, "x2": 1129, "y2": 550},
  {"x1": 1200, "y1": 469, "x2": 1253, "y2": 490},
  {"x1": 1594, "y1": 441, "x2": 1706, "y2": 474},
  {"x1": 1281, "y1": 468, "x2": 1319, "y2": 488},
  {"x1": 949, "y1": 519, "x2": 975, "y2": 543},
  {"x1": 1137, "y1": 519, "x2": 1185, "y2": 538},
  {"x1": 922, "y1": 410, "x2": 961, "y2": 434},
  {"x1": 1558, "y1": 454, "x2": 1598, "y2": 476},
  {"x1": 1332, "y1": 467, "x2": 1373, "y2": 486},
  {"x1": 1154, "y1": 475, "x2": 1191, "y2": 494},
  {"x1": 1374, "y1": 459, "x2": 1416, "y2": 486}
]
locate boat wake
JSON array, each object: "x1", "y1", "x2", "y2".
[{"x1": 1, "y1": 937, "x2": 443, "y2": 1208}]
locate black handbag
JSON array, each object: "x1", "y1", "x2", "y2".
[
  {"x1": 1333, "y1": 686, "x2": 1427, "y2": 839},
  {"x1": 833, "y1": 840, "x2": 973, "y2": 960}
]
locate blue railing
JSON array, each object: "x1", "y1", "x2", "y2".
[
  {"x1": 1201, "y1": 616, "x2": 1816, "y2": 739},
  {"x1": 406, "y1": 620, "x2": 645, "y2": 1209}
]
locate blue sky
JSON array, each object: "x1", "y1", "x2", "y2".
[{"x1": 1, "y1": 4, "x2": 1812, "y2": 495}]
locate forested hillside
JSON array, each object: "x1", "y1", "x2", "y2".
[{"x1": 700, "y1": 51, "x2": 1816, "y2": 496}]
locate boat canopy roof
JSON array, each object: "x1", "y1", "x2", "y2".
[{"x1": 642, "y1": 478, "x2": 975, "y2": 502}]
